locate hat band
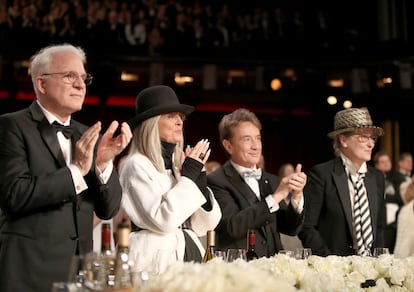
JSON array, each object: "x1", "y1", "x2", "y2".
[{"x1": 334, "y1": 124, "x2": 374, "y2": 131}]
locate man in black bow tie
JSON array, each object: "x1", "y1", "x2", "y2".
[
  {"x1": 0, "y1": 44, "x2": 132, "y2": 292},
  {"x1": 207, "y1": 108, "x2": 307, "y2": 257}
]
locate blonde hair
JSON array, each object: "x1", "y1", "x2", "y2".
[{"x1": 127, "y1": 115, "x2": 184, "y2": 172}]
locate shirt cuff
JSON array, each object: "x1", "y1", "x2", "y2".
[
  {"x1": 68, "y1": 164, "x2": 88, "y2": 194},
  {"x1": 265, "y1": 195, "x2": 280, "y2": 213},
  {"x1": 291, "y1": 194, "x2": 304, "y2": 213},
  {"x1": 95, "y1": 160, "x2": 114, "y2": 184}
]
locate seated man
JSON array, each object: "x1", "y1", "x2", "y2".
[{"x1": 207, "y1": 108, "x2": 306, "y2": 257}]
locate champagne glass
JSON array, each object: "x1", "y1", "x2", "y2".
[{"x1": 226, "y1": 248, "x2": 247, "y2": 262}]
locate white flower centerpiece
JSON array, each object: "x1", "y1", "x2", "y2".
[{"x1": 138, "y1": 254, "x2": 414, "y2": 292}]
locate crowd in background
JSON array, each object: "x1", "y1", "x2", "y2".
[{"x1": 0, "y1": 0, "x2": 372, "y2": 58}]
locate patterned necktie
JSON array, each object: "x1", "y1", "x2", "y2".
[
  {"x1": 353, "y1": 172, "x2": 373, "y2": 256},
  {"x1": 52, "y1": 121, "x2": 74, "y2": 139},
  {"x1": 242, "y1": 169, "x2": 262, "y2": 180}
]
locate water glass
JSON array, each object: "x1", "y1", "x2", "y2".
[
  {"x1": 213, "y1": 250, "x2": 227, "y2": 261},
  {"x1": 278, "y1": 249, "x2": 294, "y2": 257},
  {"x1": 51, "y1": 282, "x2": 79, "y2": 292},
  {"x1": 373, "y1": 247, "x2": 390, "y2": 257},
  {"x1": 226, "y1": 248, "x2": 247, "y2": 262},
  {"x1": 294, "y1": 248, "x2": 312, "y2": 259}
]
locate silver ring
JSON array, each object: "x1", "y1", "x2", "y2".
[{"x1": 199, "y1": 153, "x2": 205, "y2": 160}]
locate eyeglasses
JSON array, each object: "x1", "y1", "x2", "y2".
[
  {"x1": 353, "y1": 134, "x2": 378, "y2": 143},
  {"x1": 41, "y1": 71, "x2": 93, "y2": 86}
]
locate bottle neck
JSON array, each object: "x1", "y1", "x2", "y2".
[
  {"x1": 101, "y1": 224, "x2": 112, "y2": 253},
  {"x1": 247, "y1": 232, "x2": 256, "y2": 249},
  {"x1": 206, "y1": 230, "x2": 215, "y2": 247}
]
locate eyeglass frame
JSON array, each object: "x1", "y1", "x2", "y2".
[
  {"x1": 41, "y1": 71, "x2": 93, "y2": 86},
  {"x1": 351, "y1": 133, "x2": 378, "y2": 143}
]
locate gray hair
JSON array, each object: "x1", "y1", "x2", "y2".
[{"x1": 29, "y1": 43, "x2": 86, "y2": 95}]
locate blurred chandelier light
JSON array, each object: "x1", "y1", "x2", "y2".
[
  {"x1": 376, "y1": 77, "x2": 393, "y2": 88},
  {"x1": 343, "y1": 100, "x2": 352, "y2": 108},
  {"x1": 327, "y1": 78, "x2": 344, "y2": 88},
  {"x1": 120, "y1": 71, "x2": 139, "y2": 82},
  {"x1": 174, "y1": 72, "x2": 194, "y2": 86},
  {"x1": 270, "y1": 78, "x2": 282, "y2": 91},
  {"x1": 327, "y1": 95, "x2": 337, "y2": 105},
  {"x1": 283, "y1": 68, "x2": 297, "y2": 81}
]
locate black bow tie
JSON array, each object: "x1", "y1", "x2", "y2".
[{"x1": 52, "y1": 121, "x2": 74, "y2": 139}]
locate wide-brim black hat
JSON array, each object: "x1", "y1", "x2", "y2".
[{"x1": 128, "y1": 85, "x2": 194, "y2": 128}]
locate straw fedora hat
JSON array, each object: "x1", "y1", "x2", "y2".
[
  {"x1": 327, "y1": 107, "x2": 384, "y2": 139},
  {"x1": 128, "y1": 85, "x2": 194, "y2": 128}
]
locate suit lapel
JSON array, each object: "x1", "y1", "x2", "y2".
[
  {"x1": 223, "y1": 162, "x2": 268, "y2": 240},
  {"x1": 332, "y1": 158, "x2": 354, "y2": 236},
  {"x1": 365, "y1": 170, "x2": 378, "y2": 239},
  {"x1": 258, "y1": 174, "x2": 274, "y2": 200},
  {"x1": 223, "y1": 162, "x2": 258, "y2": 205},
  {"x1": 30, "y1": 101, "x2": 66, "y2": 167}
]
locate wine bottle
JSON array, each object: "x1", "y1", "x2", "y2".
[
  {"x1": 101, "y1": 222, "x2": 112, "y2": 255},
  {"x1": 246, "y1": 229, "x2": 258, "y2": 261},
  {"x1": 100, "y1": 222, "x2": 115, "y2": 288},
  {"x1": 202, "y1": 230, "x2": 216, "y2": 263},
  {"x1": 113, "y1": 219, "x2": 133, "y2": 289}
]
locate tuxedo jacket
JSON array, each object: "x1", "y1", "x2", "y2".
[
  {"x1": 298, "y1": 157, "x2": 386, "y2": 256},
  {"x1": 207, "y1": 161, "x2": 303, "y2": 258},
  {"x1": 0, "y1": 101, "x2": 122, "y2": 292}
]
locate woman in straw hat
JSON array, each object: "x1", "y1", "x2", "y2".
[
  {"x1": 119, "y1": 85, "x2": 221, "y2": 274},
  {"x1": 298, "y1": 107, "x2": 386, "y2": 256}
]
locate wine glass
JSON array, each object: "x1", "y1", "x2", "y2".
[
  {"x1": 373, "y1": 247, "x2": 390, "y2": 257},
  {"x1": 226, "y1": 248, "x2": 247, "y2": 262},
  {"x1": 213, "y1": 250, "x2": 227, "y2": 261}
]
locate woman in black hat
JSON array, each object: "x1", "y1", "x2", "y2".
[{"x1": 119, "y1": 85, "x2": 221, "y2": 274}]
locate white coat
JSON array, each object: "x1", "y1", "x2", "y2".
[
  {"x1": 394, "y1": 200, "x2": 414, "y2": 258},
  {"x1": 120, "y1": 152, "x2": 221, "y2": 274}
]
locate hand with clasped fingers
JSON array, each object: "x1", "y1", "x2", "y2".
[
  {"x1": 185, "y1": 139, "x2": 211, "y2": 165},
  {"x1": 271, "y1": 164, "x2": 307, "y2": 204},
  {"x1": 73, "y1": 121, "x2": 132, "y2": 176}
]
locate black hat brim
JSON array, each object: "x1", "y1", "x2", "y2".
[{"x1": 128, "y1": 104, "x2": 194, "y2": 128}]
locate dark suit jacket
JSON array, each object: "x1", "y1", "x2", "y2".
[
  {"x1": 0, "y1": 101, "x2": 122, "y2": 292},
  {"x1": 298, "y1": 157, "x2": 386, "y2": 256},
  {"x1": 207, "y1": 161, "x2": 303, "y2": 258}
]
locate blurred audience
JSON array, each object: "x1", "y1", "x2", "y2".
[
  {"x1": 373, "y1": 150, "x2": 400, "y2": 252},
  {"x1": 0, "y1": 0, "x2": 367, "y2": 58}
]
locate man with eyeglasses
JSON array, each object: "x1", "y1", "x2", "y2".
[
  {"x1": 0, "y1": 43, "x2": 132, "y2": 292},
  {"x1": 298, "y1": 107, "x2": 386, "y2": 257}
]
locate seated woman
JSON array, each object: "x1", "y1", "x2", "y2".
[{"x1": 119, "y1": 85, "x2": 221, "y2": 274}]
